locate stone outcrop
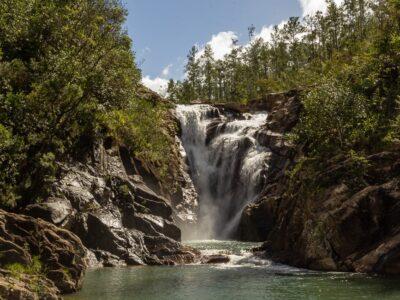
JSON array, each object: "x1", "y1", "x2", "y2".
[
  {"x1": 0, "y1": 210, "x2": 86, "y2": 299},
  {"x1": 237, "y1": 91, "x2": 400, "y2": 275},
  {"x1": 248, "y1": 152, "x2": 400, "y2": 274},
  {"x1": 24, "y1": 141, "x2": 199, "y2": 268}
]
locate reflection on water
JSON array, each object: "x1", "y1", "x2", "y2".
[{"x1": 68, "y1": 241, "x2": 400, "y2": 300}]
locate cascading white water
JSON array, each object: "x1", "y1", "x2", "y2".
[{"x1": 176, "y1": 104, "x2": 270, "y2": 239}]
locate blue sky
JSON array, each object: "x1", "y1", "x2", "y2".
[{"x1": 123, "y1": 0, "x2": 337, "y2": 94}]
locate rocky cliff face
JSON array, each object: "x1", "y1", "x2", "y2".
[
  {"x1": 237, "y1": 92, "x2": 400, "y2": 275},
  {"x1": 0, "y1": 87, "x2": 200, "y2": 298},
  {"x1": 0, "y1": 210, "x2": 86, "y2": 299},
  {"x1": 24, "y1": 140, "x2": 198, "y2": 268},
  {"x1": 245, "y1": 151, "x2": 400, "y2": 274}
]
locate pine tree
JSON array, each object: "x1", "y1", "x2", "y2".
[
  {"x1": 201, "y1": 45, "x2": 215, "y2": 101},
  {"x1": 185, "y1": 46, "x2": 201, "y2": 101}
]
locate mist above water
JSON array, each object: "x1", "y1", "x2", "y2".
[{"x1": 176, "y1": 104, "x2": 270, "y2": 240}]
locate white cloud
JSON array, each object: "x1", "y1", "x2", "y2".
[
  {"x1": 208, "y1": 31, "x2": 238, "y2": 60},
  {"x1": 253, "y1": 20, "x2": 287, "y2": 43},
  {"x1": 254, "y1": 25, "x2": 275, "y2": 42},
  {"x1": 162, "y1": 64, "x2": 173, "y2": 77},
  {"x1": 141, "y1": 76, "x2": 169, "y2": 96},
  {"x1": 298, "y1": 0, "x2": 344, "y2": 17},
  {"x1": 197, "y1": 31, "x2": 238, "y2": 60}
]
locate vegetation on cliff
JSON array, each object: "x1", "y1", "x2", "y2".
[{"x1": 0, "y1": 0, "x2": 175, "y2": 208}]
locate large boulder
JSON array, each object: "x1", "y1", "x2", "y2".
[{"x1": 0, "y1": 210, "x2": 86, "y2": 299}]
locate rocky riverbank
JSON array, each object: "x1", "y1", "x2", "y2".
[
  {"x1": 236, "y1": 92, "x2": 400, "y2": 275},
  {"x1": 2, "y1": 88, "x2": 399, "y2": 299},
  {"x1": 0, "y1": 139, "x2": 200, "y2": 298}
]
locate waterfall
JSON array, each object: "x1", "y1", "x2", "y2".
[{"x1": 176, "y1": 104, "x2": 270, "y2": 239}]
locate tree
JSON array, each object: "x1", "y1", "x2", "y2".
[
  {"x1": 201, "y1": 45, "x2": 216, "y2": 101},
  {"x1": 244, "y1": 38, "x2": 263, "y2": 99},
  {"x1": 167, "y1": 79, "x2": 178, "y2": 102},
  {"x1": 293, "y1": 79, "x2": 378, "y2": 155},
  {"x1": 283, "y1": 17, "x2": 306, "y2": 70},
  {"x1": 248, "y1": 24, "x2": 256, "y2": 41},
  {"x1": 324, "y1": 0, "x2": 344, "y2": 58},
  {"x1": 185, "y1": 45, "x2": 201, "y2": 101}
]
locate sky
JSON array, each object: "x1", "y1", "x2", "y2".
[{"x1": 123, "y1": 0, "x2": 340, "y2": 95}]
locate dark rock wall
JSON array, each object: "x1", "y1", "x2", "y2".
[{"x1": 24, "y1": 141, "x2": 198, "y2": 268}]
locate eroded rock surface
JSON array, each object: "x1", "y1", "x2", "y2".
[
  {"x1": 24, "y1": 142, "x2": 199, "y2": 268},
  {"x1": 0, "y1": 210, "x2": 86, "y2": 299}
]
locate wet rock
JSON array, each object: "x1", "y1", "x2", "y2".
[
  {"x1": 143, "y1": 235, "x2": 200, "y2": 265},
  {"x1": 92, "y1": 250, "x2": 127, "y2": 268},
  {"x1": 172, "y1": 137, "x2": 199, "y2": 230},
  {"x1": 24, "y1": 141, "x2": 197, "y2": 268},
  {"x1": 265, "y1": 94, "x2": 302, "y2": 133},
  {"x1": 25, "y1": 197, "x2": 74, "y2": 226},
  {"x1": 238, "y1": 197, "x2": 278, "y2": 241},
  {"x1": 201, "y1": 255, "x2": 230, "y2": 264}
]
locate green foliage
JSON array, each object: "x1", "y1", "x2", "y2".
[
  {"x1": 346, "y1": 150, "x2": 370, "y2": 181},
  {"x1": 292, "y1": 79, "x2": 379, "y2": 155},
  {"x1": 0, "y1": 123, "x2": 24, "y2": 206},
  {"x1": 5, "y1": 256, "x2": 46, "y2": 296},
  {"x1": 118, "y1": 184, "x2": 131, "y2": 198},
  {"x1": 98, "y1": 98, "x2": 175, "y2": 179},
  {"x1": 169, "y1": 0, "x2": 399, "y2": 112},
  {"x1": 0, "y1": 0, "x2": 176, "y2": 207}
]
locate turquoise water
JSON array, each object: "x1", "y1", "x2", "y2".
[{"x1": 68, "y1": 241, "x2": 400, "y2": 300}]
